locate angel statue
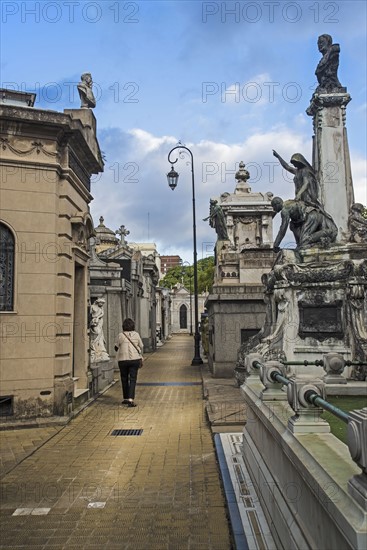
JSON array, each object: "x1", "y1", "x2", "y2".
[{"x1": 203, "y1": 199, "x2": 229, "y2": 241}]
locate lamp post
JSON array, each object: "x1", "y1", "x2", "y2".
[
  {"x1": 182, "y1": 261, "x2": 193, "y2": 336},
  {"x1": 167, "y1": 144, "x2": 203, "y2": 365},
  {"x1": 188, "y1": 272, "x2": 193, "y2": 336}
]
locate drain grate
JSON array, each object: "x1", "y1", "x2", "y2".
[{"x1": 111, "y1": 429, "x2": 143, "y2": 436}]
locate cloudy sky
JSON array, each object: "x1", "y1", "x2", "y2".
[{"x1": 1, "y1": 0, "x2": 366, "y2": 262}]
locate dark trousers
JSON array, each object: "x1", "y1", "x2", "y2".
[{"x1": 118, "y1": 360, "x2": 140, "y2": 399}]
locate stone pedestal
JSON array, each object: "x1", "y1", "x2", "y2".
[
  {"x1": 307, "y1": 92, "x2": 354, "y2": 241},
  {"x1": 90, "y1": 359, "x2": 114, "y2": 394},
  {"x1": 237, "y1": 244, "x2": 367, "y2": 381},
  {"x1": 54, "y1": 376, "x2": 74, "y2": 416},
  {"x1": 206, "y1": 283, "x2": 268, "y2": 377}
]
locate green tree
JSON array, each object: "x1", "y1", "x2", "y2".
[{"x1": 160, "y1": 257, "x2": 214, "y2": 293}]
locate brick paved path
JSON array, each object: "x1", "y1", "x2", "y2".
[{"x1": 0, "y1": 335, "x2": 233, "y2": 549}]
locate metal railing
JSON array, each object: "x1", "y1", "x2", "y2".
[
  {"x1": 280, "y1": 359, "x2": 367, "y2": 367},
  {"x1": 304, "y1": 390, "x2": 349, "y2": 422},
  {"x1": 247, "y1": 355, "x2": 367, "y2": 510},
  {"x1": 251, "y1": 359, "x2": 350, "y2": 422}
]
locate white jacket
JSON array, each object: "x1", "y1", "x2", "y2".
[{"x1": 115, "y1": 331, "x2": 143, "y2": 361}]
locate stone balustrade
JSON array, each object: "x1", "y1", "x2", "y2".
[{"x1": 242, "y1": 352, "x2": 367, "y2": 518}]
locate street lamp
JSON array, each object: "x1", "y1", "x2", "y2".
[
  {"x1": 188, "y1": 272, "x2": 193, "y2": 336},
  {"x1": 166, "y1": 144, "x2": 203, "y2": 365}
]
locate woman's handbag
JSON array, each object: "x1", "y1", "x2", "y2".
[{"x1": 122, "y1": 332, "x2": 144, "y2": 368}]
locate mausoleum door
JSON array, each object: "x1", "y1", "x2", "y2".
[{"x1": 180, "y1": 304, "x2": 188, "y2": 329}]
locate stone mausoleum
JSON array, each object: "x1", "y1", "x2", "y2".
[
  {"x1": 205, "y1": 162, "x2": 275, "y2": 377},
  {"x1": 0, "y1": 87, "x2": 104, "y2": 419},
  {"x1": 170, "y1": 283, "x2": 207, "y2": 335},
  {"x1": 91, "y1": 219, "x2": 160, "y2": 354}
]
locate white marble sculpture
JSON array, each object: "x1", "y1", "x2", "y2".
[{"x1": 90, "y1": 298, "x2": 110, "y2": 362}]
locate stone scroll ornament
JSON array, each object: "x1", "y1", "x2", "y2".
[
  {"x1": 90, "y1": 298, "x2": 110, "y2": 362},
  {"x1": 77, "y1": 72, "x2": 96, "y2": 108}
]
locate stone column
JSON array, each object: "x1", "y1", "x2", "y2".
[{"x1": 307, "y1": 92, "x2": 354, "y2": 241}]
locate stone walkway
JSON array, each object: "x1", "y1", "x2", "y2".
[{"x1": 0, "y1": 335, "x2": 234, "y2": 549}]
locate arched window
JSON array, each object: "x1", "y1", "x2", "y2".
[
  {"x1": 0, "y1": 223, "x2": 15, "y2": 311},
  {"x1": 179, "y1": 304, "x2": 187, "y2": 329}
]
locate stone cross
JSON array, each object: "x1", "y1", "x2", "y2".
[{"x1": 116, "y1": 225, "x2": 130, "y2": 244}]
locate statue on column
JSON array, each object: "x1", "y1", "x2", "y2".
[
  {"x1": 203, "y1": 199, "x2": 229, "y2": 241},
  {"x1": 315, "y1": 34, "x2": 343, "y2": 92},
  {"x1": 90, "y1": 298, "x2": 110, "y2": 362},
  {"x1": 77, "y1": 72, "x2": 96, "y2": 109}
]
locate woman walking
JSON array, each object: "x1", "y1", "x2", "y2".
[{"x1": 115, "y1": 318, "x2": 144, "y2": 407}]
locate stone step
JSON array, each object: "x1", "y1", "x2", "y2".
[{"x1": 73, "y1": 389, "x2": 89, "y2": 409}]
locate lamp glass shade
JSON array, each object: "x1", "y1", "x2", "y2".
[{"x1": 167, "y1": 166, "x2": 179, "y2": 190}]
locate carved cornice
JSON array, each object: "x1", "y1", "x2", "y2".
[
  {"x1": 264, "y1": 260, "x2": 364, "y2": 291},
  {"x1": 306, "y1": 92, "x2": 351, "y2": 117}
]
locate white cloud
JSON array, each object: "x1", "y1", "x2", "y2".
[
  {"x1": 351, "y1": 154, "x2": 367, "y2": 205},
  {"x1": 90, "y1": 125, "x2": 366, "y2": 265}
]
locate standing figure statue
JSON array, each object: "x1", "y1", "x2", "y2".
[
  {"x1": 273, "y1": 150, "x2": 320, "y2": 205},
  {"x1": 77, "y1": 72, "x2": 96, "y2": 109},
  {"x1": 203, "y1": 199, "x2": 229, "y2": 241},
  {"x1": 90, "y1": 298, "x2": 110, "y2": 362},
  {"x1": 315, "y1": 34, "x2": 343, "y2": 92},
  {"x1": 271, "y1": 197, "x2": 338, "y2": 251}
]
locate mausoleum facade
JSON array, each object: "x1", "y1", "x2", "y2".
[{"x1": 0, "y1": 88, "x2": 104, "y2": 419}]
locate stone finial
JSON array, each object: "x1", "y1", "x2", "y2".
[
  {"x1": 77, "y1": 72, "x2": 96, "y2": 109},
  {"x1": 235, "y1": 161, "x2": 250, "y2": 183},
  {"x1": 322, "y1": 353, "x2": 347, "y2": 384},
  {"x1": 99, "y1": 216, "x2": 104, "y2": 226},
  {"x1": 235, "y1": 161, "x2": 251, "y2": 194}
]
